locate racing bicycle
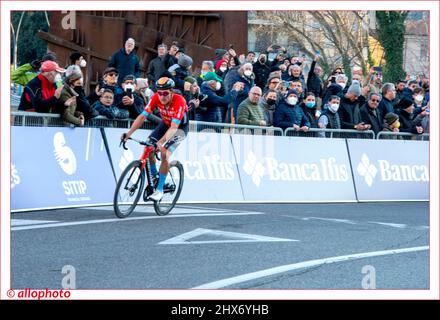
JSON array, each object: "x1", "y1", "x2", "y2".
[{"x1": 113, "y1": 136, "x2": 184, "y2": 218}]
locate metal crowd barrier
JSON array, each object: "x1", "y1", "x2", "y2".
[
  {"x1": 285, "y1": 128, "x2": 376, "y2": 139},
  {"x1": 10, "y1": 111, "x2": 430, "y2": 141},
  {"x1": 376, "y1": 132, "x2": 430, "y2": 141},
  {"x1": 11, "y1": 111, "x2": 156, "y2": 130},
  {"x1": 190, "y1": 120, "x2": 284, "y2": 136}
]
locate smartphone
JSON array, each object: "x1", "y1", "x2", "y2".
[{"x1": 373, "y1": 66, "x2": 382, "y2": 72}]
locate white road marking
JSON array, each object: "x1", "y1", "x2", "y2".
[
  {"x1": 301, "y1": 217, "x2": 356, "y2": 224},
  {"x1": 368, "y1": 222, "x2": 407, "y2": 228},
  {"x1": 283, "y1": 215, "x2": 428, "y2": 230},
  {"x1": 11, "y1": 212, "x2": 264, "y2": 231},
  {"x1": 11, "y1": 219, "x2": 58, "y2": 226},
  {"x1": 193, "y1": 246, "x2": 429, "y2": 289},
  {"x1": 81, "y1": 206, "x2": 234, "y2": 215},
  {"x1": 159, "y1": 228, "x2": 298, "y2": 245}
]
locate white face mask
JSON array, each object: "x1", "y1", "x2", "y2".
[
  {"x1": 215, "y1": 82, "x2": 222, "y2": 91},
  {"x1": 287, "y1": 97, "x2": 298, "y2": 105},
  {"x1": 54, "y1": 73, "x2": 62, "y2": 83},
  {"x1": 220, "y1": 66, "x2": 227, "y2": 72},
  {"x1": 338, "y1": 83, "x2": 346, "y2": 89},
  {"x1": 329, "y1": 103, "x2": 340, "y2": 113},
  {"x1": 415, "y1": 95, "x2": 424, "y2": 102},
  {"x1": 124, "y1": 83, "x2": 135, "y2": 92},
  {"x1": 244, "y1": 70, "x2": 253, "y2": 77},
  {"x1": 79, "y1": 60, "x2": 87, "y2": 68}
]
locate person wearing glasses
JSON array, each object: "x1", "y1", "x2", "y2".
[
  {"x1": 87, "y1": 67, "x2": 123, "y2": 105},
  {"x1": 360, "y1": 93, "x2": 382, "y2": 135},
  {"x1": 122, "y1": 77, "x2": 189, "y2": 201}
]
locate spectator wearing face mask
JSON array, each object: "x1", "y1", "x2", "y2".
[
  {"x1": 199, "y1": 72, "x2": 231, "y2": 123},
  {"x1": 274, "y1": 89, "x2": 310, "y2": 131},
  {"x1": 197, "y1": 61, "x2": 215, "y2": 86},
  {"x1": 215, "y1": 59, "x2": 229, "y2": 80},
  {"x1": 300, "y1": 92, "x2": 320, "y2": 128},
  {"x1": 18, "y1": 61, "x2": 66, "y2": 113},
  {"x1": 253, "y1": 54, "x2": 271, "y2": 90},
  {"x1": 58, "y1": 69, "x2": 84, "y2": 127},
  {"x1": 382, "y1": 112, "x2": 402, "y2": 139},
  {"x1": 318, "y1": 95, "x2": 342, "y2": 131},
  {"x1": 225, "y1": 63, "x2": 255, "y2": 123},
  {"x1": 71, "y1": 52, "x2": 87, "y2": 68},
  {"x1": 412, "y1": 87, "x2": 427, "y2": 115},
  {"x1": 135, "y1": 78, "x2": 154, "y2": 105},
  {"x1": 262, "y1": 89, "x2": 278, "y2": 127},
  {"x1": 114, "y1": 75, "x2": 145, "y2": 119}
]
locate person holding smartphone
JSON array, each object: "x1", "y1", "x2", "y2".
[{"x1": 115, "y1": 75, "x2": 145, "y2": 119}]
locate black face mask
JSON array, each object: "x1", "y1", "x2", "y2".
[
  {"x1": 266, "y1": 98, "x2": 276, "y2": 106},
  {"x1": 73, "y1": 86, "x2": 83, "y2": 93},
  {"x1": 259, "y1": 59, "x2": 266, "y2": 64}
]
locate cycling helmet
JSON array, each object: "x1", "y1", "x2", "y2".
[{"x1": 156, "y1": 77, "x2": 175, "y2": 90}]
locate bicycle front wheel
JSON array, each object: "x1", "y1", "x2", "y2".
[
  {"x1": 114, "y1": 160, "x2": 145, "y2": 218},
  {"x1": 154, "y1": 160, "x2": 184, "y2": 216}
]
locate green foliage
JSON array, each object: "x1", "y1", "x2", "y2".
[
  {"x1": 11, "y1": 11, "x2": 50, "y2": 66},
  {"x1": 375, "y1": 11, "x2": 408, "y2": 83}
]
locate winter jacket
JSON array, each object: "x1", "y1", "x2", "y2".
[
  {"x1": 338, "y1": 96, "x2": 362, "y2": 129},
  {"x1": 108, "y1": 48, "x2": 141, "y2": 84},
  {"x1": 360, "y1": 104, "x2": 383, "y2": 135},
  {"x1": 58, "y1": 85, "x2": 83, "y2": 126},
  {"x1": 91, "y1": 100, "x2": 129, "y2": 120},
  {"x1": 11, "y1": 63, "x2": 38, "y2": 86},
  {"x1": 237, "y1": 98, "x2": 265, "y2": 126},
  {"x1": 18, "y1": 74, "x2": 58, "y2": 112},
  {"x1": 306, "y1": 60, "x2": 323, "y2": 97},
  {"x1": 274, "y1": 100, "x2": 310, "y2": 130}
]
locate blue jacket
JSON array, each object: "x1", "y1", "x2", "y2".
[
  {"x1": 109, "y1": 48, "x2": 141, "y2": 84},
  {"x1": 274, "y1": 100, "x2": 311, "y2": 130}
]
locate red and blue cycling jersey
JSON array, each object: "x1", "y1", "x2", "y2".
[{"x1": 142, "y1": 93, "x2": 188, "y2": 126}]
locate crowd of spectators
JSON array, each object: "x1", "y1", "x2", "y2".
[{"x1": 12, "y1": 37, "x2": 429, "y2": 135}]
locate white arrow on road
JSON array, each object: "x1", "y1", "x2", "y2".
[{"x1": 158, "y1": 228, "x2": 299, "y2": 245}]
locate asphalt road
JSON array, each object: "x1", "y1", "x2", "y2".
[{"x1": 11, "y1": 202, "x2": 429, "y2": 290}]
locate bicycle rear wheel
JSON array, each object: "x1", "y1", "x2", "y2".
[
  {"x1": 154, "y1": 160, "x2": 184, "y2": 216},
  {"x1": 114, "y1": 160, "x2": 145, "y2": 218}
]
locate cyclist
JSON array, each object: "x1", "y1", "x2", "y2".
[{"x1": 121, "y1": 77, "x2": 188, "y2": 201}]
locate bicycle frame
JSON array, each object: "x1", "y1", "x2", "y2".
[{"x1": 139, "y1": 145, "x2": 156, "y2": 189}]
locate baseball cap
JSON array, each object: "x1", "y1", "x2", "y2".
[
  {"x1": 204, "y1": 71, "x2": 223, "y2": 82},
  {"x1": 41, "y1": 61, "x2": 66, "y2": 73}
]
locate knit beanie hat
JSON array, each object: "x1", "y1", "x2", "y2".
[
  {"x1": 384, "y1": 112, "x2": 399, "y2": 125},
  {"x1": 347, "y1": 80, "x2": 362, "y2": 97},
  {"x1": 178, "y1": 54, "x2": 193, "y2": 69}
]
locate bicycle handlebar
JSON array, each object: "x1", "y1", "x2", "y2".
[{"x1": 120, "y1": 135, "x2": 156, "y2": 150}]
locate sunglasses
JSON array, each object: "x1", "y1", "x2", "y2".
[
  {"x1": 370, "y1": 99, "x2": 381, "y2": 103},
  {"x1": 107, "y1": 73, "x2": 118, "y2": 77},
  {"x1": 157, "y1": 91, "x2": 170, "y2": 97}
]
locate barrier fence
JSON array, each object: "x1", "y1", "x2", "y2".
[
  {"x1": 11, "y1": 125, "x2": 429, "y2": 211},
  {"x1": 11, "y1": 111, "x2": 428, "y2": 140}
]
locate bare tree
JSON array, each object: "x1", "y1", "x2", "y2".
[{"x1": 252, "y1": 11, "x2": 369, "y2": 79}]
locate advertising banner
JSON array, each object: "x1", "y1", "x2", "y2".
[
  {"x1": 104, "y1": 129, "x2": 244, "y2": 202},
  {"x1": 11, "y1": 127, "x2": 115, "y2": 211},
  {"x1": 347, "y1": 139, "x2": 428, "y2": 201},
  {"x1": 231, "y1": 135, "x2": 357, "y2": 202}
]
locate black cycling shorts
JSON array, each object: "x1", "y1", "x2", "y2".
[{"x1": 149, "y1": 114, "x2": 189, "y2": 152}]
